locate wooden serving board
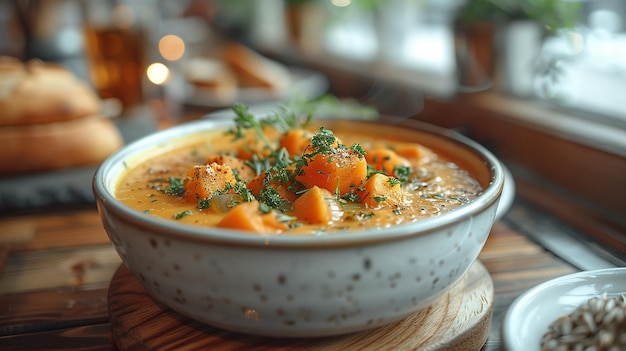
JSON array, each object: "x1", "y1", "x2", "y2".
[{"x1": 108, "y1": 261, "x2": 493, "y2": 351}]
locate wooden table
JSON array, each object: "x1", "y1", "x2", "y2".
[{"x1": 0, "y1": 199, "x2": 580, "y2": 350}]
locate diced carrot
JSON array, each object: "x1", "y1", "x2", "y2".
[
  {"x1": 233, "y1": 128, "x2": 277, "y2": 161},
  {"x1": 183, "y1": 162, "x2": 237, "y2": 203},
  {"x1": 261, "y1": 210, "x2": 290, "y2": 232},
  {"x1": 216, "y1": 200, "x2": 287, "y2": 233},
  {"x1": 358, "y1": 173, "x2": 405, "y2": 208},
  {"x1": 246, "y1": 172, "x2": 264, "y2": 195},
  {"x1": 236, "y1": 137, "x2": 272, "y2": 161},
  {"x1": 292, "y1": 186, "x2": 342, "y2": 224},
  {"x1": 206, "y1": 154, "x2": 256, "y2": 181},
  {"x1": 247, "y1": 170, "x2": 298, "y2": 202},
  {"x1": 393, "y1": 143, "x2": 435, "y2": 164},
  {"x1": 295, "y1": 147, "x2": 367, "y2": 196},
  {"x1": 279, "y1": 129, "x2": 312, "y2": 157},
  {"x1": 393, "y1": 144, "x2": 421, "y2": 160},
  {"x1": 261, "y1": 125, "x2": 282, "y2": 140},
  {"x1": 365, "y1": 147, "x2": 411, "y2": 176}
]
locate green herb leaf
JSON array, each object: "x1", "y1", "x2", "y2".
[
  {"x1": 393, "y1": 165, "x2": 412, "y2": 183},
  {"x1": 164, "y1": 177, "x2": 185, "y2": 196},
  {"x1": 373, "y1": 195, "x2": 387, "y2": 203},
  {"x1": 387, "y1": 177, "x2": 401, "y2": 187},
  {"x1": 342, "y1": 190, "x2": 361, "y2": 203},
  {"x1": 350, "y1": 143, "x2": 366, "y2": 158},
  {"x1": 174, "y1": 210, "x2": 192, "y2": 220}
]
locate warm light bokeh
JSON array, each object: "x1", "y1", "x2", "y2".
[
  {"x1": 330, "y1": 0, "x2": 351, "y2": 7},
  {"x1": 159, "y1": 34, "x2": 186, "y2": 61},
  {"x1": 146, "y1": 62, "x2": 170, "y2": 85}
]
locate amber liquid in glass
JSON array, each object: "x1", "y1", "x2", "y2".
[{"x1": 83, "y1": 26, "x2": 145, "y2": 113}]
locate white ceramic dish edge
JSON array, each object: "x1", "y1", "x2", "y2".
[
  {"x1": 93, "y1": 115, "x2": 506, "y2": 337},
  {"x1": 502, "y1": 267, "x2": 626, "y2": 351}
]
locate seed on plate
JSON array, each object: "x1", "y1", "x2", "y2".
[
  {"x1": 583, "y1": 311, "x2": 597, "y2": 332},
  {"x1": 540, "y1": 293, "x2": 626, "y2": 351},
  {"x1": 598, "y1": 330, "x2": 614, "y2": 347}
]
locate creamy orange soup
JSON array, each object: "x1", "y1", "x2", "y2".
[{"x1": 115, "y1": 117, "x2": 483, "y2": 235}]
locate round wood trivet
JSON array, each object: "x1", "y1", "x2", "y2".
[{"x1": 109, "y1": 261, "x2": 493, "y2": 351}]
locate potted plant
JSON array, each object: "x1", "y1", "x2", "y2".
[{"x1": 454, "y1": 0, "x2": 582, "y2": 95}]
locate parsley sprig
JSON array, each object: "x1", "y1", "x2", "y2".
[{"x1": 163, "y1": 177, "x2": 185, "y2": 196}]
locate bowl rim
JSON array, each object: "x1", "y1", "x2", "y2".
[{"x1": 93, "y1": 115, "x2": 504, "y2": 248}]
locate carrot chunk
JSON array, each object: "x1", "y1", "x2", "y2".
[
  {"x1": 216, "y1": 200, "x2": 287, "y2": 233},
  {"x1": 392, "y1": 144, "x2": 422, "y2": 160},
  {"x1": 295, "y1": 147, "x2": 367, "y2": 196},
  {"x1": 206, "y1": 154, "x2": 256, "y2": 181},
  {"x1": 365, "y1": 147, "x2": 411, "y2": 177},
  {"x1": 358, "y1": 173, "x2": 405, "y2": 208},
  {"x1": 183, "y1": 163, "x2": 237, "y2": 203},
  {"x1": 234, "y1": 126, "x2": 281, "y2": 161},
  {"x1": 235, "y1": 138, "x2": 271, "y2": 161},
  {"x1": 292, "y1": 186, "x2": 342, "y2": 224},
  {"x1": 279, "y1": 129, "x2": 312, "y2": 157},
  {"x1": 247, "y1": 170, "x2": 298, "y2": 203},
  {"x1": 393, "y1": 143, "x2": 436, "y2": 164}
]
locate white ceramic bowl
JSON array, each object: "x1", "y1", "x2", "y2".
[
  {"x1": 93, "y1": 116, "x2": 504, "y2": 337},
  {"x1": 502, "y1": 267, "x2": 626, "y2": 351}
]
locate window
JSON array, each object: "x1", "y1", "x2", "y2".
[
  {"x1": 307, "y1": 0, "x2": 626, "y2": 127},
  {"x1": 536, "y1": 0, "x2": 626, "y2": 125}
]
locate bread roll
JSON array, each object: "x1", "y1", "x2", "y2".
[
  {"x1": 219, "y1": 42, "x2": 291, "y2": 92},
  {"x1": 0, "y1": 57, "x2": 101, "y2": 126},
  {"x1": 184, "y1": 57, "x2": 238, "y2": 103},
  {"x1": 0, "y1": 115, "x2": 123, "y2": 175}
]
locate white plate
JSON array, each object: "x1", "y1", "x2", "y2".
[
  {"x1": 502, "y1": 267, "x2": 626, "y2": 351},
  {"x1": 166, "y1": 67, "x2": 329, "y2": 108}
]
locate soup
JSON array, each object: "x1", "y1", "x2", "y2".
[{"x1": 115, "y1": 109, "x2": 483, "y2": 235}]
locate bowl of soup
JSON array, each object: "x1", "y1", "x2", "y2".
[{"x1": 93, "y1": 106, "x2": 504, "y2": 337}]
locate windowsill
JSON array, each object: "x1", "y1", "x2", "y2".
[
  {"x1": 265, "y1": 45, "x2": 626, "y2": 158},
  {"x1": 261, "y1": 44, "x2": 626, "y2": 263},
  {"x1": 470, "y1": 93, "x2": 626, "y2": 158},
  {"x1": 261, "y1": 44, "x2": 458, "y2": 100}
]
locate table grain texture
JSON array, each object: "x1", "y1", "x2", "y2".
[{"x1": 0, "y1": 202, "x2": 579, "y2": 350}]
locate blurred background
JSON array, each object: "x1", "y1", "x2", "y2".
[
  {"x1": 2, "y1": 0, "x2": 625, "y2": 123},
  {"x1": 0, "y1": 0, "x2": 624, "y2": 263}
]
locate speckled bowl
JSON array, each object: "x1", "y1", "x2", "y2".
[{"x1": 93, "y1": 115, "x2": 504, "y2": 337}]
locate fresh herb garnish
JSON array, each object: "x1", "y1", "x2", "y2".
[
  {"x1": 174, "y1": 210, "x2": 192, "y2": 220},
  {"x1": 228, "y1": 104, "x2": 271, "y2": 148},
  {"x1": 234, "y1": 181, "x2": 256, "y2": 202},
  {"x1": 366, "y1": 164, "x2": 384, "y2": 178},
  {"x1": 350, "y1": 143, "x2": 366, "y2": 158},
  {"x1": 393, "y1": 165, "x2": 412, "y2": 183},
  {"x1": 259, "y1": 186, "x2": 284, "y2": 210},
  {"x1": 164, "y1": 177, "x2": 185, "y2": 196},
  {"x1": 309, "y1": 127, "x2": 337, "y2": 155},
  {"x1": 197, "y1": 198, "x2": 211, "y2": 210},
  {"x1": 342, "y1": 190, "x2": 361, "y2": 203},
  {"x1": 373, "y1": 195, "x2": 387, "y2": 203},
  {"x1": 387, "y1": 177, "x2": 401, "y2": 187}
]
